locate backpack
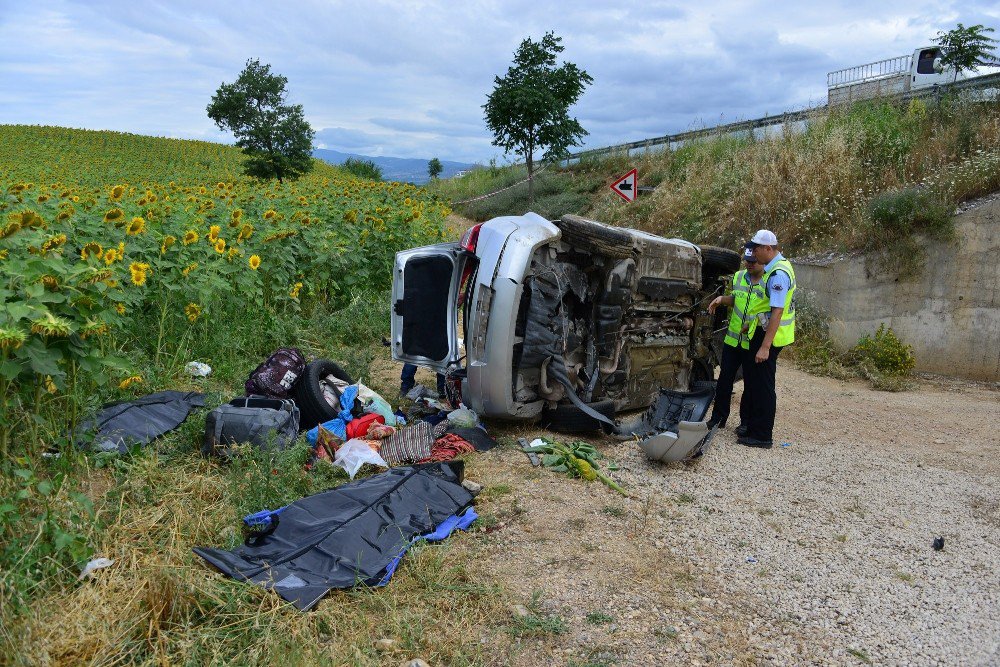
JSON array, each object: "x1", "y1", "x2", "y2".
[
  {"x1": 245, "y1": 348, "x2": 306, "y2": 399},
  {"x1": 202, "y1": 396, "x2": 300, "y2": 458}
]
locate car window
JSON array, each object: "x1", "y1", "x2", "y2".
[{"x1": 917, "y1": 49, "x2": 939, "y2": 74}]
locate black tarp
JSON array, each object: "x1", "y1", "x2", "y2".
[
  {"x1": 193, "y1": 461, "x2": 473, "y2": 611},
  {"x1": 76, "y1": 390, "x2": 205, "y2": 453}
]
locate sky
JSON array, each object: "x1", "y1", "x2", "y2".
[{"x1": 1, "y1": 0, "x2": 998, "y2": 164}]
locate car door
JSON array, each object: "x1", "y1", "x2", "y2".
[{"x1": 390, "y1": 243, "x2": 468, "y2": 373}]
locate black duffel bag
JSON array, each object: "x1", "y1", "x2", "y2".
[{"x1": 202, "y1": 396, "x2": 300, "y2": 458}]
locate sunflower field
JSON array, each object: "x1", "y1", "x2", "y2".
[{"x1": 0, "y1": 125, "x2": 449, "y2": 453}]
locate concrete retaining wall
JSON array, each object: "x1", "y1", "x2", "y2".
[{"x1": 792, "y1": 197, "x2": 1000, "y2": 381}]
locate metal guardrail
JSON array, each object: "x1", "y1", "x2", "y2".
[
  {"x1": 827, "y1": 55, "x2": 912, "y2": 88},
  {"x1": 563, "y1": 70, "x2": 1000, "y2": 163}
]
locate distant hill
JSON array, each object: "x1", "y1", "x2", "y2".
[{"x1": 312, "y1": 149, "x2": 475, "y2": 184}]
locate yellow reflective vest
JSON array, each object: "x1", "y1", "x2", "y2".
[
  {"x1": 723, "y1": 270, "x2": 765, "y2": 349},
  {"x1": 746, "y1": 258, "x2": 796, "y2": 347}
]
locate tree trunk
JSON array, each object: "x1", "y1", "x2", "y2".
[{"x1": 526, "y1": 150, "x2": 534, "y2": 207}]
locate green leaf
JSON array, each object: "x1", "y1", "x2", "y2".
[
  {"x1": 15, "y1": 489, "x2": 30, "y2": 500},
  {"x1": 14, "y1": 468, "x2": 33, "y2": 480},
  {"x1": 37, "y1": 480, "x2": 53, "y2": 496}
]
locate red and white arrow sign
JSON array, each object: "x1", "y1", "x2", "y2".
[{"x1": 610, "y1": 168, "x2": 637, "y2": 202}]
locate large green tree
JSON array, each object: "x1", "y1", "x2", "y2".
[
  {"x1": 933, "y1": 23, "x2": 998, "y2": 82},
  {"x1": 483, "y1": 32, "x2": 593, "y2": 204},
  {"x1": 207, "y1": 59, "x2": 316, "y2": 181}
]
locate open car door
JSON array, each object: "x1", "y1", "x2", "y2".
[{"x1": 390, "y1": 243, "x2": 468, "y2": 373}]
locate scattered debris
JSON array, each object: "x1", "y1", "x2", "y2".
[
  {"x1": 185, "y1": 361, "x2": 212, "y2": 377},
  {"x1": 933, "y1": 537, "x2": 945, "y2": 551},
  {"x1": 746, "y1": 556, "x2": 759, "y2": 564},
  {"x1": 524, "y1": 437, "x2": 627, "y2": 496},
  {"x1": 78, "y1": 557, "x2": 115, "y2": 580}
]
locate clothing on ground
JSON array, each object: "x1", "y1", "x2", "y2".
[
  {"x1": 193, "y1": 461, "x2": 473, "y2": 611},
  {"x1": 380, "y1": 421, "x2": 434, "y2": 465},
  {"x1": 377, "y1": 507, "x2": 478, "y2": 586},
  {"x1": 418, "y1": 433, "x2": 476, "y2": 463}
]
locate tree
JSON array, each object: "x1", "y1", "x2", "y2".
[
  {"x1": 483, "y1": 32, "x2": 593, "y2": 204},
  {"x1": 341, "y1": 157, "x2": 382, "y2": 181},
  {"x1": 933, "y1": 23, "x2": 998, "y2": 82},
  {"x1": 207, "y1": 59, "x2": 316, "y2": 181},
  {"x1": 428, "y1": 157, "x2": 443, "y2": 179}
]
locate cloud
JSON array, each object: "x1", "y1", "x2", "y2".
[{"x1": 1, "y1": 0, "x2": 997, "y2": 162}]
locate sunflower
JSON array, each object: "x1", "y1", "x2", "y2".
[
  {"x1": 289, "y1": 282, "x2": 303, "y2": 299},
  {"x1": 44, "y1": 376, "x2": 57, "y2": 394},
  {"x1": 103, "y1": 248, "x2": 120, "y2": 266},
  {"x1": 184, "y1": 303, "x2": 202, "y2": 323},
  {"x1": 248, "y1": 255, "x2": 261, "y2": 270},
  {"x1": 103, "y1": 207, "x2": 124, "y2": 224},
  {"x1": 262, "y1": 209, "x2": 277, "y2": 220},
  {"x1": 81, "y1": 320, "x2": 109, "y2": 339},
  {"x1": 127, "y1": 217, "x2": 145, "y2": 235},
  {"x1": 110, "y1": 184, "x2": 126, "y2": 201},
  {"x1": 0, "y1": 327, "x2": 26, "y2": 351},
  {"x1": 30, "y1": 312, "x2": 72, "y2": 337},
  {"x1": 207, "y1": 225, "x2": 221, "y2": 241},
  {"x1": 182, "y1": 230, "x2": 199, "y2": 245},
  {"x1": 115, "y1": 303, "x2": 126, "y2": 315},
  {"x1": 226, "y1": 248, "x2": 242, "y2": 260},
  {"x1": 40, "y1": 275, "x2": 59, "y2": 290},
  {"x1": 129, "y1": 261, "x2": 150, "y2": 286},
  {"x1": 237, "y1": 223, "x2": 254, "y2": 242},
  {"x1": 182, "y1": 262, "x2": 198, "y2": 276},
  {"x1": 160, "y1": 235, "x2": 176, "y2": 254},
  {"x1": 214, "y1": 238, "x2": 226, "y2": 254},
  {"x1": 37, "y1": 194, "x2": 49, "y2": 203},
  {"x1": 231, "y1": 208, "x2": 243, "y2": 223},
  {"x1": 119, "y1": 375, "x2": 143, "y2": 390}
]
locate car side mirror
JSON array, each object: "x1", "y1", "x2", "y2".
[{"x1": 933, "y1": 57, "x2": 944, "y2": 74}]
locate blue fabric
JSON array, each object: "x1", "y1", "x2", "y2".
[
  {"x1": 377, "y1": 507, "x2": 478, "y2": 587},
  {"x1": 306, "y1": 385, "x2": 359, "y2": 445}
]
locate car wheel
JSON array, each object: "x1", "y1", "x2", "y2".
[
  {"x1": 294, "y1": 360, "x2": 354, "y2": 431},
  {"x1": 699, "y1": 245, "x2": 741, "y2": 278},
  {"x1": 557, "y1": 215, "x2": 634, "y2": 259},
  {"x1": 541, "y1": 399, "x2": 616, "y2": 434}
]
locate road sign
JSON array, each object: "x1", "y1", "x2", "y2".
[{"x1": 610, "y1": 169, "x2": 637, "y2": 202}]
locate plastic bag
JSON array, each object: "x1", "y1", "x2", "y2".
[
  {"x1": 356, "y1": 383, "x2": 396, "y2": 425},
  {"x1": 185, "y1": 361, "x2": 212, "y2": 377},
  {"x1": 333, "y1": 439, "x2": 388, "y2": 479},
  {"x1": 447, "y1": 407, "x2": 478, "y2": 429}
]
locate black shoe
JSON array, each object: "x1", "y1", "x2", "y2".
[
  {"x1": 737, "y1": 436, "x2": 773, "y2": 449},
  {"x1": 734, "y1": 424, "x2": 748, "y2": 437}
]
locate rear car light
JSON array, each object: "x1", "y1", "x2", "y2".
[
  {"x1": 469, "y1": 284, "x2": 493, "y2": 363},
  {"x1": 459, "y1": 223, "x2": 483, "y2": 253}
]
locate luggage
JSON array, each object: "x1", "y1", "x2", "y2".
[
  {"x1": 244, "y1": 348, "x2": 306, "y2": 399},
  {"x1": 203, "y1": 396, "x2": 300, "y2": 458}
]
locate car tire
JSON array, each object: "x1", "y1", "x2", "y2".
[
  {"x1": 541, "y1": 399, "x2": 616, "y2": 434},
  {"x1": 294, "y1": 360, "x2": 354, "y2": 431},
  {"x1": 699, "y1": 245, "x2": 741, "y2": 278},
  {"x1": 557, "y1": 215, "x2": 634, "y2": 259}
]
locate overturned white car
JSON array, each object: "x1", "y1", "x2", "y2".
[{"x1": 390, "y1": 213, "x2": 739, "y2": 457}]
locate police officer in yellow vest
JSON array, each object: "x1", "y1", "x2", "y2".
[
  {"x1": 740, "y1": 229, "x2": 796, "y2": 448},
  {"x1": 707, "y1": 246, "x2": 765, "y2": 432}
]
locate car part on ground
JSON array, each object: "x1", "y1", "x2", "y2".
[
  {"x1": 618, "y1": 385, "x2": 717, "y2": 462},
  {"x1": 540, "y1": 398, "x2": 616, "y2": 434},
  {"x1": 294, "y1": 360, "x2": 354, "y2": 430}
]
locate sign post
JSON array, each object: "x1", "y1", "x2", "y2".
[{"x1": 610, "y1": 169, "x2": 637, "y2": 202}]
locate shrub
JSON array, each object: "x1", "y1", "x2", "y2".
[
  {"x1": 866, "y1": 187, "x2": 953, "y2": 241},
  {"x1": 341, "y1": 157, "x2": 383, "y2": 181},
  {"x1": 849, "y1": 324, "x2": 915, "y2": 390}
]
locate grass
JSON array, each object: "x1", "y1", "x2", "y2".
[
  {"x1": 585, "y1": 611, "x2": 614, "y2": 625},
  {"x1": 433, "y1": 97, "x2": 1000, "y2": 259}
]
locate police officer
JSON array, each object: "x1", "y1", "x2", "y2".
[
  {"x1": 707, "y1": 246, "x2": 765, "y2": 433},
  {"x1": 740, "y1": 229, "x2": 796, "y2": 449}
]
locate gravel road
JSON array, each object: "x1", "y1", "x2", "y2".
[{"x1": 468, "y1": 367, "x2": 1000, "y2": 666}]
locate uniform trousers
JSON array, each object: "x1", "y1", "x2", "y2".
[
  {"x1": 709, "y1": 343, "x2": 749, "y2": 428},
  {"x1": 742, "y1": 329, "x2": 783, "y2": 442}
]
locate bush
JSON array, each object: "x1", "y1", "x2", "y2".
[
  {"x1": 866, "y1": 187, "x2": 953, "y2": 241},
  {"x1": 849, "y1": 324, "x2": 915, "y2": 391},
  {"x1": 341, "y1": 157, "x2": 382, "y2": 181}
]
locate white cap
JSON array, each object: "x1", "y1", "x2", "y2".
[{"x1": 750, "y1": 229, "x2": 778, "y2": 246}]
